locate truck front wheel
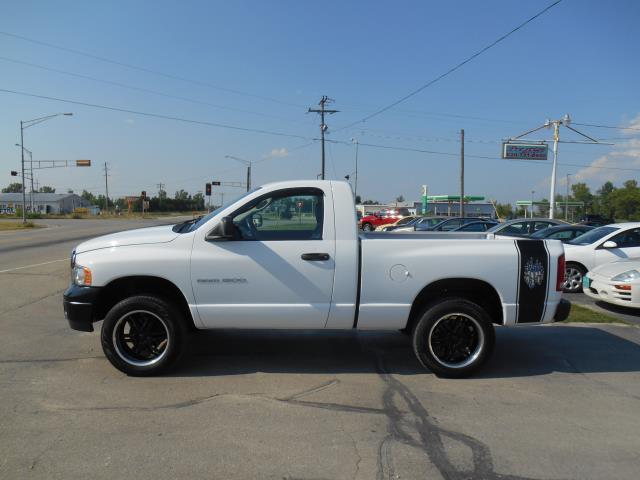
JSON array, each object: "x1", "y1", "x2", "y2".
[
  {"x1": 101, "y1": 295, "x2": 186, "y2": 376},
  {"x1": 412, "y1": 298, "x2": 495, "y2": 378}
]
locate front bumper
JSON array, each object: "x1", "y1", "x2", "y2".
[
  {"x1": 553, "y1": 298, "x2": 571, "y2": 322},
  {"x1": 583, "y1": 274, "x2": 639, "y2": 308},
  {"x1": 63, "y1": 285, "x2": 101, "y2": 332}
]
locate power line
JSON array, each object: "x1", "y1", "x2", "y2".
[
  {"x1": 337, "y1": 0, "x2": 563, "y2": 130},
  {"x1": 0, "y1": 31, "x2": 304, "y2": 109},
  {"x1": 324, "y1": 138, "x2": 640, "y2": 172},
  {"x1": 0, "y1": 56, "x2": 300, "y2": 123},
  {"x1": 0, "y1": 87, "x2": 311, "y2": 140},
  {"x1": 573, "y1": 122, "x2": 640, "y2": 132}
]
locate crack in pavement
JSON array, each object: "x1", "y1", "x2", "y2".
[{"x1": 372, "y1": 352, "x2": 556, "y2": 480}]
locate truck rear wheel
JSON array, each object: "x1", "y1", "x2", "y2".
[
  {"x1": 412, "y1": 298, "x2": 495, "y2": 378},
  {"x1": 362, "y1": 223, "x2": 373, "y2": 232},
  {"x1": 101, "y1": 295, "x2": 186, "y2": 376}
]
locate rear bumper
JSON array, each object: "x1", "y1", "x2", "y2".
[
  {"x1": 553, "y1": 298, "x2": 571, "y2": 322},
  {"x1": 63, "y1": 285, "x2": 101, "y2": 332}
]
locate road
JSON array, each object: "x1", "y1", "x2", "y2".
[{"x1": 1, "y1": 220, "x2": 640, "y2": 479}]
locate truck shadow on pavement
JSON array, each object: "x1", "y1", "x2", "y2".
[{"x1": 172, "y1": 325, "x2": 640, "y2": 379}]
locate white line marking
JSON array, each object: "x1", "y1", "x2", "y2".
[{"x1": 0, "y1": 258, "x2": 69, "y2": 274}]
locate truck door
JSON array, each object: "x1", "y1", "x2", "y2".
[{"x1": 191, "y1": 187, "x2": 336, "y2": 328}]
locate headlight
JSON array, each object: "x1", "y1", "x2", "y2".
[
  {"x1": 72, "y1": 265, "x2": 92, "y2": 286},
  {"x1": 611, "y1": 269, "x2": 640, "y2": 282}
]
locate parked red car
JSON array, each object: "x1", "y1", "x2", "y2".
[{"x1": 359, "y1": 208, "x2": 410, "y2": 231}]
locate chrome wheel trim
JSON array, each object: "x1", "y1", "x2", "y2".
[
  {"x1": 428, "y1": 313, "x2": 485, "y2": 369},
  {"x1": 564, "y1": 267, "x2": 583, "y2": 291},
  {"x1": 112, "y1": 310, "x2": 170, "y2": 367}
]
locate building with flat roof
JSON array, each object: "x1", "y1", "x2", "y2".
[{"x1": 0, "y1": 192, "x2": 92, "y2": 215}]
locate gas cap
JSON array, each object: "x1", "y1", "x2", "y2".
[{"x1": 390, "y1": 264, "x2": 411, "y2": 283}]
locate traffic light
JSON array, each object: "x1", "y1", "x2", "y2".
[
  {"x1": 76, "y1": 160, "x2": 91, "y2": 167},
  {"x1": 141, "y1": 190, "x2": 146, "y2": 199},
  {"x1": 212, "y1": 181, "x2": 221, "y2": 186},
  {"x1": 10, "y1": 171, "x2": 18, "y2": 176},
  {"x1": 205, "y1": 183, "x2": 212, "y2": 196}
]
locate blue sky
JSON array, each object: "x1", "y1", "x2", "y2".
[{"x1": 1, "y1": 0, "x2": 639, "y2": 205}]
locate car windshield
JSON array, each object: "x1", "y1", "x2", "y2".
[
  {"x1": 486, "y1": 222, "x2": 505, "y2": 233},
  {"x1": 530, "y1": 227, "x2": 555, "y2": 238},
  {"x1": 180, "y1": 188, "x2": 261, "y2": 233},
  {"x1": 569, "y1": 226, "x2": 618, "y2": 245}
]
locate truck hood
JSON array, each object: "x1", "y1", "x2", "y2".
[{"x1": 75, "y1": 225, "x2": 180, "y2": 254}]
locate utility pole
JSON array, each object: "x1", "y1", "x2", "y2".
[
  {"x1": 103, "y1": 162, "x2": 110, "y2": 213},
  {"x1": 506, "y1": 115, "x2": 607, "y2": 219},
  {"x1": 308, "y1": 96, "x2": 338, "y2": 180},
  {"x1": 565, "y1": 174, "x2": 571, "y2": 221},
  {"x1": 157, "y1": 182, "x2": 165, "y2": 209},
  {"x1": 460, "y1": 129, "x2": 465, "y2": 217}
]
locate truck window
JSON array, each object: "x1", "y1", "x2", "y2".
[{"x1": 232, "y1": 189, "x2": 324, "y2": 241}]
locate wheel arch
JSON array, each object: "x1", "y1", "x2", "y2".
[
  {"x1": 406, "y1": 278, "x2": 504, "y2": 332},
  {"x1": 93, "y1": 275, "x2": 196, "y2": 330},
  {"x1": 566, "y1": 260, "x2": 588, "y2": 272}
]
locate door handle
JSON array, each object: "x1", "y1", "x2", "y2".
[{"x1": 301, "y1": 253, "x2": 330, "y2": 261}]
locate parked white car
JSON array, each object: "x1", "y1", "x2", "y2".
[
  {"x1": 563, "y1": 223, "x2": 640, "y2": 292},
  {"x1": 583, "y1": 259, "x2": 640, "y2": 308}
]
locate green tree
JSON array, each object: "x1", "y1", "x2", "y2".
[
  {"x1": 495, "y1": 203, "x2": 513, "y2": 219},
  {"x1": 81, "y1": 190, "x2": 97, "y2": 204},
  {"x1": 2, "y1": 182, "x2": 23, "y2": 193},
  {"x1": 571, "y1": 182, "x2": 592, "y2": 216},
  {"x1": 596, "y1": 181, "x2": 616, "y2": 218},
  {"x1": 611, "y1": 180, "x2": 640, "y2": 220},
  {"x1": 395, "y1": 195, "x2": 405, "y2": 203},
  {"x1": 174, "y1": 189, "x2": 190, "y2": 201},
  {"x1": 355, "y1": 195, "x2": 362, "y2": 204},
  {"x1": 39, "y1": 186, "x2": 56, "y2": 193}
]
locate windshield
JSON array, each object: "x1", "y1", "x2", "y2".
[
  {"x1": 181, "y1": 188, "x2": 261, "y2": 233},
  {"x1": 569, "y1": 226, "x2": 618, "y2": 245}
]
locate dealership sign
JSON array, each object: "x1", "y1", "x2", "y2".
[{"x1": 502, "y1": 143, "x2": 548, "y2": 161}]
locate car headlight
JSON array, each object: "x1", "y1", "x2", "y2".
[
  {"x1": 611, "y1": 269, "x2": 640, "y2": 282},
  {"x1": 72, "y1": 265, "x2": 92, "y2": 286}
]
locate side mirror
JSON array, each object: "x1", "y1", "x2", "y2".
[
  {"x1": 602, "y1": 240, "x2": 618, "y2": 249},
  {"x1": 206, "y1": 216, "x2": 236, "y2": 241}
]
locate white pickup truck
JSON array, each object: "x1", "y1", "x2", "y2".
[{"x1": 63, "y1": 180, "x2": 570, "y2": 377}]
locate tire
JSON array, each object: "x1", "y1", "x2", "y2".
[
  {"x1": 412, "y1": 298, "x2": 495, "y2": 378},
  {"x1": 564, "y1": 263, "x2": 586, "y2": 293},
  {"x1": 362, "y1": 223, "x2": 373, "y2": 232},
  {"x1": 101, "y1": 295, "x2": 186, "y2": 376}
]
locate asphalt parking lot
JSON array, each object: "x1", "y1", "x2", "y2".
[{"x1": 1, "y1": 219, "x2": 640, "y2": 479}]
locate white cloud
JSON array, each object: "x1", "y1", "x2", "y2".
[
  {"x1": 565, "y1": 115, "x2": 640, "y2": 188},
  {"x1": 124, "y1": 119, "x2": 135, "y2": 125},
  {"x1": 267, "y1": 147, "x2": 289, "y2": 158}
]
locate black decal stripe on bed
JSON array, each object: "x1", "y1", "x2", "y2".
[
  {"x1": 515, "y1": 239, "x2": 549, "y2": 323},
  {"x1": 514, "y1": 240, "x2": 520, "y2": 323}
]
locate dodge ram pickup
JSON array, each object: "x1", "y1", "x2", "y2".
[{"x1": 63, "y1": 180, "x2": 570, "y2": 377}]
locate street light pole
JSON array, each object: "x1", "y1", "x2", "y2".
[
  {"x1": 351, "y1": 138, "x2": 359, "y2": 200},
  {"x1": 20, "y1": 121, "x2": 26, "y2": 223},
  {"x1": 225, "y1": 155, "x2": 252, "y2": 192},
  {"x1": 530, "y1": 190, "x2": 535, "y2": 218},
  {"x1": 18, "y1": 113, "x2": 73, "y2": 223},
  {"x1": 565, "y1": 173, "x2": 572, "y2": 221}
]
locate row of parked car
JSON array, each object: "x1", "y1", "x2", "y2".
[{"x1": 359, "y1": 210, "x2": 640, "y2": 308}]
